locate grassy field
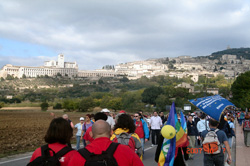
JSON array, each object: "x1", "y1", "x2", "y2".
[{"x1": 0, "y1": 110, "x2": 86, "y2": 158}]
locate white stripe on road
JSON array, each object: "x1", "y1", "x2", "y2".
[
  {"x1": 0, "y1": 156, "x2": 31, "y2": 165},
  {"x1": 144, "y1": 146, "x2": 156, "y2": 151}
]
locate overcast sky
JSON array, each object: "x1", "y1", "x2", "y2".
[{"x1": 0, "y1": 0, "x2": 249, "y2": 70}]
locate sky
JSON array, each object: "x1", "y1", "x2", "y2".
[{"x1": 0, "y1": 0, "x2": 250, "y2": 70}]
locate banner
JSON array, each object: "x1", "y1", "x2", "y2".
[
  {"x1": 189, "y1": 95, "x2": 235, "y2": 121},
  {"x1": 158, "y1": 102, "x2": 176, "y2": 166}
]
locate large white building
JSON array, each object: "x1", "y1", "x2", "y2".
[
  {"x1": 78, "y1": 69, "x2": 120, "y2": 78},
  {"x1": 0, "y1": 54, "x2": 78, "y2": 78},
  {"x1": 115, "y1": 60, "x2": 168, "y2": 79}
]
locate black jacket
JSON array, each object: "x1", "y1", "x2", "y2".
[{"x1": 187, "y1": 121, "x2": 198, "y2": 136}]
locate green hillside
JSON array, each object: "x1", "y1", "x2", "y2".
[{"x1": 208, "y1": 47, "x2": 250, "y2": 60}]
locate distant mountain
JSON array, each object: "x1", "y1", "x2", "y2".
[{"x1": 208, "y1": 47, "x2": 250, "y2": 60}]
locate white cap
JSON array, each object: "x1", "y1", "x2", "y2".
[
  {"x1": 101, "y1": 108, "x2": 110, "y2": 113},
  {"x1": 80, "y1": 117, "x2": 84, "y2": 121}
]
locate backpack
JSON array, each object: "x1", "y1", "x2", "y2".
[
  {"x1": 78, "y1": 142, "x2": 119, "y2": 166},
  {"x1": 202, "y1": 129, "x2": 221, "y2": 154},
  {"x1": 243, "y1": 120, "x2": 250, "y2": 131},
  {"x1": 112, "y1": 132, "x2": 136, "y2": 151},
  {"x1": 240, "y1": 112, "x2": 245, "y2": 119},
  {"x1": 27, "y1": 144, "x2": 73, "y2": 166}
]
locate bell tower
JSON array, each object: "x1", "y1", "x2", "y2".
[{"x1": 57, "y1": 54, "x2": 64, "y2": 68}]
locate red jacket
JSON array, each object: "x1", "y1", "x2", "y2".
[
  {"x1": 29, "y1": 142, "x2": 77, "y2": 166},
  {"x1": 68, "y1": 137, "x2": 143, "y2": 166},
  {"x1": 83, "y1": 126, "x2": 94, "y2": 143}
]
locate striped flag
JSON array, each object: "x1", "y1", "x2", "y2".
[
  {"x1": 158, "y1": 102, "x2": 177, "y2": 166},
  {"x1": 178, "y1": 111, "x2": 189, "y2": 147}
]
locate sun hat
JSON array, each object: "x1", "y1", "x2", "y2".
[{"x1": 101, "y1": 108, "x2": 110, "y2": 113}]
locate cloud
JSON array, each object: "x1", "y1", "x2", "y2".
[{"x1": 0, "y1": 0, "x2": 250, "y2": 70}]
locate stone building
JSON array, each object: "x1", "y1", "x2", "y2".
[{"x1": 0, "y1": 54, "x2": 78, "y2": 78}]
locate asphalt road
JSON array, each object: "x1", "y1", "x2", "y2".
[
  {"x1": 1, "y1": 140, "x2": 234, "y2": 166},
  {"x1": 0, "y1": 141, "x2": 159, "y2": 166}
]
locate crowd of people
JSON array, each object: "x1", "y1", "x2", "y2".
[{"x1": 27, "y1": 108, "x2": 250, "y2": 166}]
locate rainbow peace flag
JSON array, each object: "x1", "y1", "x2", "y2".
[
  {"x1": 178, "y1": 111, "x2": 189, "y2": 147},
  {"x1": 158, "y1": 104, "x2": 189, "y2": 166},
  {"x1": 158, "y1": 102, "x2": 176, "y2": 166}
]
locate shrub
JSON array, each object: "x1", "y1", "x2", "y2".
[{"x1": 40, "y1": 102, "x2": 49, "y2": 111}]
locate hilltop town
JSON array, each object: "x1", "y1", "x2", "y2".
[{"x1": 1, "y1": 47, "x2": 250, "y2": 83}]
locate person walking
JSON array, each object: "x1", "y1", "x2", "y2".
[
  {"x1": 187, "y1": 115, "x2": 198, "y2": 159},
  {"x1": 68, "y1": 120, "x2": 143, "y2": 166},
  {"x1": 101, "y1": 108, "x2": 115, "y2": 129},
  {"x1": 83, "y1": 112, "x2": 108, "y2": 145},
  {"x1": 134, "y1": 112, "x2": 150, "y2": 155},
  {"x1": 149, "y1": 111, "x2": 162, "y2": 146},
  {"x1": 197, "y1": 113, "x2": 209, "y2": 144},
  {"x1": 201, "y1": 118, "x2": 232, "y2": 166},
  {"x1": 81, "y1": 114, "x2": 93, "y2": 146},
  {"x1": 227, "y1": 116, "x2": 235, "y2": 148},
  {"x1": 74, "y1": 117, "x2": 85, "y2": 150},
  {"x1": 28, "y1": 118, "x2": 77, "y2": 166},
  {"x1": 241, "y1": 114, "x2": 250, "y2": 147},
  {"x1": 62, "y1": 114, "x2": 74, "y2": 129},
  {"x1": 239, "y1": 111, "x2": 246, "y2": 126},
  {"x1": 159, "y1": 111, "x2": 167, "y2": 124},
  {"x1": 110, "y1": 114, "x2": 143, "y2": 159}
]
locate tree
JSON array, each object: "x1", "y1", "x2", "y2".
[
  {"x1": 6, "y1": 74, "x2": 14, "y2": 80},
  {"x1": 78, "y1": 97, "x2": 94, "y2": 112},
  {"x1": 219, "y1": 86, "x2": 231, "y2": 98},
  {"x1": 175, "y1": 97, "x2": 187, "y2": 108},
  {"x1": 141, "y1": 86, "x2": 164, "y2": 105},
  {"x1": 40, "y1": 102, "x2": 49, "y2": 111},
  {"x1": 231, "y1": 71, "x2": 250, "y2": 108},
  {"x1": 100, "y1": 96, "x2": 112, "y2": 108},
  {"x1": 98, "y1": 79, "x2": 104, "y2": 84},
  {"x1": 122, "y1": 90, "x2": 144, "y2": 112},
  {"x1": 173, "y1": 88, "x2": 189, "y2": 98},
  {"x1": 155, "y1": 94, "x2": 170, "y2": 111},
  {"x1": 57, "y1": 73, "x2": 62, "y2": 77},
  {"x1": 120, "y1": 76, "x2": 129, "y2": 82},
  {"x1": 53, "y1": 103, "x2": 62, "y2": 109},
  {"x1": 107, "y1": 97, "x2": 122, "y2": 111},
  {"x1": 22, "y1": 74, "x2": 26, "y2": 79},
  {"x1": 62, "y1": 99, "x2": 77, "y2": 111},
  {"x1": 0, "y1": 102, "x2": 4, "y2": 109}
]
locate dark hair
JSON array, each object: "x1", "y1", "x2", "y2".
[
  {"x1": 200, "y1": 113, "x2": 206, "y2": 119},
  {"x1": 113, "y1": 114, "x2": 135, "y2": 133},
  {"x1": 44, "y1": 117, "x2": 73, "y2": 144},
  {"x1": 218, "y1": 115, "x2": 226, "y2": 130},
  {"x1": 209, "y1": 118, "x2": 219, "y2": 127},
  {"x1": 94, "y1": 112, "x2": 108, "y2": 121},
  {"x1": 85, "y1": 114, "x2": 91, "y2": 119},
  {"x1": 137, "y1": 112, "x2": 142, "y2": 119}
]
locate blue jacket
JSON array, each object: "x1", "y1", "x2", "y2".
[{"x1": 134, "y1": 119, "x2": 150, "y2": 139}]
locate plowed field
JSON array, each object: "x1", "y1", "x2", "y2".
[{"x1": 0, "y1": 110, "x2": 82, "y2": 157}]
